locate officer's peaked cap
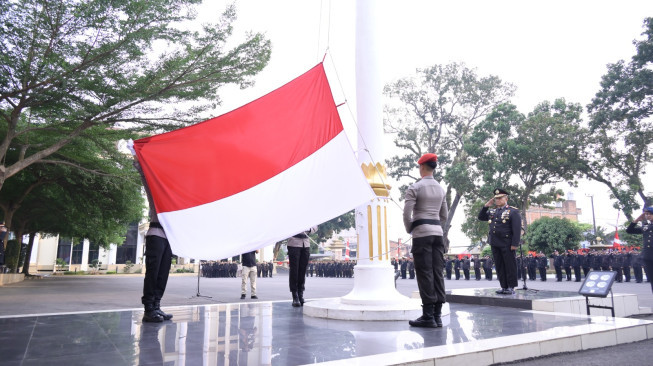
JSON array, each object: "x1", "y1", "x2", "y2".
[{"x1": 493, "y1": 188, "x2": 509, "y2": 198}]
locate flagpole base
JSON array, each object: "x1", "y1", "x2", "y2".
[{"x1": 304, "y1": 264, "x2": 449, "y2": 320}]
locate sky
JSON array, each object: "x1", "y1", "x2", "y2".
[{"x1": 198, "y1": 1, "x2": 653, "y2": 252}]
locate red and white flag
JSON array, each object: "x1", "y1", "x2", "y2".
[
  {"x1": 345, "y1": 238, "x2": 350, "y2": 261},
  {"x1": 134, "y1": 64, "x2": 375, "y2": 259},
  {"x1": 613, "y1": 230, "x2": 622, "y2": 249}
]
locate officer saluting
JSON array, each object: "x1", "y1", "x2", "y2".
[
  {"x1": 478, "y1": 188, "x2": 521, "y2": 295},
  {"x1": 626, "y1": 206, "x2": 653, "y2": 294}
]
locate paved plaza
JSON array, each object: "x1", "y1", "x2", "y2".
[{"x1": 0, "y1": 272, "x2": 652, "y2": 365}]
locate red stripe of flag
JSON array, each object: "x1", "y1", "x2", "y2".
[{"x1": 134, "y1": 63, "x2": 342, "y2": 213}]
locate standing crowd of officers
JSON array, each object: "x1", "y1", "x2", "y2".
[
  {"x1": 444, "y1": 256, "x2": 495, "y2": 281},
  {"x1": 199, "y1": 249, "x2": 650, "y2": 284},
  {"x1": 306, "y1": 260, "x2": 355, "y2": 278},
  {"x1": 440, "y1": 249, "x2": 650, "y2": 284},
  {"x1": 200, "y1": 260, "x2": 275, "y2": 278}
]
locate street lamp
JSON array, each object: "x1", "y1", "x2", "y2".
[{"x1": 586, "y1": 194, "x2": 597, "y2": 243}]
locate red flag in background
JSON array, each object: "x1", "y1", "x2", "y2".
[
  {"x1": 613, "y1": 230, "x2": 622, "y2": 249},
  {"x1": 134, "y1": 64, "x2": 375, "y2": 259},
  {"x1": 345, "y1": 239, "x2": 350, "y2": 261}
]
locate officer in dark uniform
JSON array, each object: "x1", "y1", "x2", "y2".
[
  {"x1": 626, "y1": 206, "x2": 653, "y2": 293},
  {"x1": 478, "y1": 188, "x2": 521, "y2": 295},
  {"x1": 551, "y1": 251, "x2": 563, "y2": 281},
  {"x1": 473, "y1": 255, "x2": 482, "y2": 280},
  {"x1": 445, "y1": 257, "x2": 453, "y2": 280},
  {"x1": 572, "y1": 252, "x2": 582, "y2": 282},
  {"x1": 537, "y1": 253, "x2": 548, "y2": 281},
  {"x1": 483, "y1": 256, "x2": 493, "y2": 280},
  {"x1": 462, "y1": 256, "x2": 471, "y2": 280},
  {"x1": 454, "y1": 257, "x2": 461, "y2": 280}
]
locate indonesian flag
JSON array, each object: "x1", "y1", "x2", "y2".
[
  {"x1": 345, "y1": 239, "x2": 350, "y2": 261},
  {"x1": 133, "y1": 64, "x2": 375, "y2": 259},
  {"x1": 613, "y1": 230, "x2": 622, "y2": 249}
]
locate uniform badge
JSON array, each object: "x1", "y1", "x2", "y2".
[
  {"x1": 494, "y1": 189, "x2": 500, "y2": 195},
  {"x1": 502, "y1": 220, "x2": 506, "y2": 223},
  {"x1": 644, "y1": 225, "x2": 649, "y2": 231}
]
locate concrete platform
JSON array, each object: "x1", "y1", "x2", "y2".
[
  {"x1": 0, "y1": 300, "x2": 651, "y2": 366},
  {"x1": 424, "y1": 288, "x2": 645, "y2": 317}
]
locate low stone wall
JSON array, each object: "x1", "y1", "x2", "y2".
[{"x1": 0, "y1": 273, "x2": 25, "y2": 286}]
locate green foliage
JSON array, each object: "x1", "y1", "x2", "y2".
[
  {"x1": 123, "y1": 260, "x2": 134, "y2": 273},
  {"x1": 4, "y1": 240, "x2": 24, "y2": 270},
  {"x1": 461, "y1": 200, "x2": 489, "y2": 245},
  {"x1": 464, "y1": 99, "x2": 585, "y2": 231},
  {"x1": 383, "y1": 62, "x2": 515, "y2": 236},
  {"x1": 523, "y1": 217, "x2": 582, "y2": 255},
  {"x1": 481, "y1": 245, "x2": 492, "y2": 257},
  {"x1": 276, "y1": 249, "x2": 286, "y2": 261},
  {"x1": 0, "y1": 0, "x2": 271, "y2": 192},
  {"x1": 583, "y1": 18, "x2": 653, "y2": 218}
]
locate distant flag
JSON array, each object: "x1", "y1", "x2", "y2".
[
  {"x1": 397, "y1": 238, "x2": 401, "y2": 258},
  {"x1": 133, "y1": 64, "x2": 376, "y2": 259},
  {"x1": 613, "y1": 230, "x2": 622, "y2": 249},
  {"x1": 345, "y1": 238, "x2": 350, "y2": 261}
]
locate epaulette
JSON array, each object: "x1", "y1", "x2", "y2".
[{"x1": 508, "y1": 205, "x2": 519, "y2": 210}]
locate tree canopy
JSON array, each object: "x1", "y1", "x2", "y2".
[
  {"x1": 523, "y1": 217, "x2": 582, "y2": 255},
  {"x1": 583, "y1": 17, "x2": 653, "y2": 219},
  {"x1": 383, "y1": 62, "x2": 515, "y2": 241},
  {"x1": 0, "y1": 0, "x2": 271, "y2": 192}
]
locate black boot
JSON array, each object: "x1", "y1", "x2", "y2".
[
  {"x1": 298, "y1": 291, "x2": 305, "y2": 306},
  {"x1": 143, "y1": 303, "x2": 164, "y2": 323},
  {"x1": 154, "y1": 301, "x2": 173, "y2": 320},
  {"x1": 291, "y1": 292, "x2": 301, "y2": 307},
  {"x1": 408, "y1": 304, "x2": 437, "y2": 328},
  {"x1": 433, "y1": 302, "x2": 443, "y2": 327}
]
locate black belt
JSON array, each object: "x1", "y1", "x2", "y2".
[
  {"x1": 293, "y1": 233, "x2": 308, "y2": 239},
  {"x1": 410, "y1": 219, "x2": 441, "y2": 232},
  {"x1": 149, "y1": 222, "x2": 163, "y2": 229}
]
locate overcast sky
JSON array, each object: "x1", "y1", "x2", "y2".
[{"x1": 200, "y1": 1, "x2": 653, "y2": 251}]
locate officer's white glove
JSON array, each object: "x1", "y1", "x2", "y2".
[{"x1": 126, "y1": 139, "x2": 136, "y2": 156}]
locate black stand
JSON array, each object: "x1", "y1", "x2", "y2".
[
  {"x1": 584, "y1": 289, "x2": 615, "y2": 317},
  {"x1": 190, "y1": 261, "x2": 212, "y2": 299},
  {"x1": 516, "y1": 243, "x2": 537, "y2": 292}
]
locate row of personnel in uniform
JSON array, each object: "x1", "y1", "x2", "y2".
[
  {"x1": 306, "y1": 260, "x2": 355, "y2": 278},
  {"x1": 200, "y1": 261, "x2": 275, "y2": 278},
  {"x1": 441, "y1": 250, "x2": 651, "y2": 284}
]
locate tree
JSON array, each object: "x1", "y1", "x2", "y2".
[
  {"x1": 584, "y1": 17, "x2": 653, "y2": 219},
  {"x1": 0, "y1": 0, "x2": 271, "y2": 192},
  {"x1": 464, "y1": 99, "x2": 585, "y2": 231},
  {"x1": 523, "y1": 217, "x2": 582, "y2": 255},
  {"x1": 383, "y1": 63, "x2": 515, "y2": 241},
  {"x1": 1, "y1": 138, "x2": 144, "y2": 271}
]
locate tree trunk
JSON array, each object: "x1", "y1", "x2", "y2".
[
  {"x1": 21, "y1": 232, "x2": 36, "y2": 276},
  {"x1": 12, "y1": 223, "x2": 25, "y2": 273}
]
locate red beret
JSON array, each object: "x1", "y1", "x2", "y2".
[{"x1": 418, "y1": 153, "x2": 438, "y2": 165}]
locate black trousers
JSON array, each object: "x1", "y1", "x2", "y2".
[
  {"x1": 538, "y1": 267, "x2": 547, "y2": 281},
  {"x1": 555, "y1": 266, "x2": 562, "y2": 281},
  {"x1": 644, "y1": 259, "x2": 653, "y2": 293},
  {"x1": 141, "y1": 235, "x2": 172, "y2": 306},
  {"x1": 412, "y1": 235, "x2": 446, "y2": 304},
  {"x1": 491, "y1": 245, "x2": 518, "y2": 289},
  {"x1": 288, "y1": 246, "x2": 310, "y2": 292}
]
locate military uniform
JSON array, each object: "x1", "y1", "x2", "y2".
[
  {"x1": 627, "y1": 217, "x2": 653, "y2": 293},
  {"x1": 405, "y1": 153, "x2": 448, "y2": 328},
  {"x1": 287, "y1": 226, "x2": 318, "y2": 306},
  {"x1": 478, "y1": 190, "x2": 521, "y2": 294}
]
